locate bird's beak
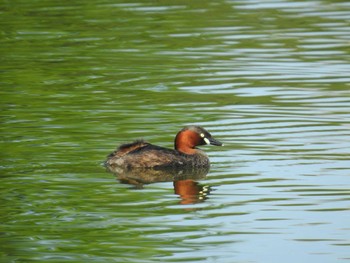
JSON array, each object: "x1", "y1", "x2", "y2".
[{"x1": 207, "y1": 137, "x2": 223, "y2": 146}]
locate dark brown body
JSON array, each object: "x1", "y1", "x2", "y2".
[{"x1": 105, "y1": 140, "x2": 209, "y2": 169}]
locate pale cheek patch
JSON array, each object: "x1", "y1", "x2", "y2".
[{"x1": 204, "y1": 137, "x2": 210, "y2": 145}]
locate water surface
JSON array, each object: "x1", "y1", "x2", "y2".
[{"x1": 1, "y1": 1, "x2": 350, "y2": 262}]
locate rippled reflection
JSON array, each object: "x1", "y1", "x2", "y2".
[{"x1": 107, "y1": 165, "x2": 211, "y2": 204}]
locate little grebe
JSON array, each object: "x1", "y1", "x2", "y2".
[{"x1": 105, "y1": 126, "x2": 223, "y2": 169}]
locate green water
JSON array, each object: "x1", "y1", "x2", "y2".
[{"x1": 1, "y1": 1, "x2": 350, "y2": 262}]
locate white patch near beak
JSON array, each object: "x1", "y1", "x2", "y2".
[
  {"x1": 204, "y1": 137, "x2": 210, "y2": 145},
  {"x1": 200, "y1": 133, "x2": 205, "y2": 138}
]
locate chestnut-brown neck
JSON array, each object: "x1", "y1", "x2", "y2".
[{"x1": 174, "y1": 130, "x2": 201, "y2": 154}]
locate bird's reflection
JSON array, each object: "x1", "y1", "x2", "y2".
[
  {"x1": 173, "y1": 179, "x2": 211, "y2": 205},
  {"x1": 106, "y1": 165, "x2": 211, "y2": 204}
]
